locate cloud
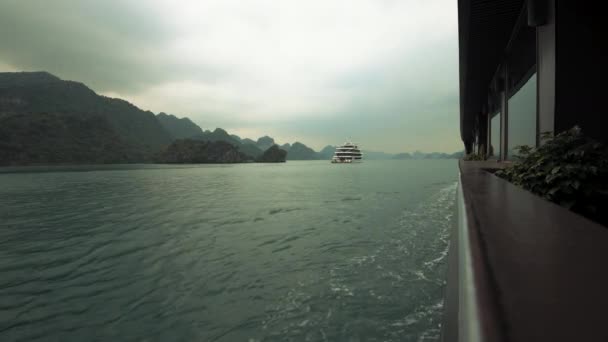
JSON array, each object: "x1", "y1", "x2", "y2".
[{"x1": 0, "y1": 0, "x2": 462, "y2": 153}]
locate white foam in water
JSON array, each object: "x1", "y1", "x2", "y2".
[{"x1": 261, "y1": 181, "x2": 458, "y2": 341}]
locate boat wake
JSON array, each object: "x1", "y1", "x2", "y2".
[{"x1": 259, "y1": 182, "x2": 458, "y2": 341}]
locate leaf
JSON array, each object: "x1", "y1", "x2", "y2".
[
  {"x1": 590, "y1": 166, "x2": 598, "y2": 175},
  {"x1": 561, "y1": 200, "x2": 576, "y2": 210},
  {"x1": 540, "y1": 131, "x2": 554, "y2": 141}
]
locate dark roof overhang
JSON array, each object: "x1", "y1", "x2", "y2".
[{"x1": 458, "y1": 0, "x2": 525, "y2": 142}]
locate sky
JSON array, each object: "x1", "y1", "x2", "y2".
[{"x1": 0, "y1": 0, "x2": 461, "y2": 153}]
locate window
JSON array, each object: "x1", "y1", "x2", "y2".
[
  {"x1": 490, "y1": 112, "x2": 501, "y2": 158},
  {"x1": 507, "y1": 73, "x2": 537, "y2": 159}
]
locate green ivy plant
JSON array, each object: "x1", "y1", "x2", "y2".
[{"x1": 495, "y1": 126, "x2": 608, "y2": 225}]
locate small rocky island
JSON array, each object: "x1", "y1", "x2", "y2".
[
  {"x1": 158, "y1": 139, "x2": 287, "y2": 164},
  {"x1": 256, "y1": 145, "x2": 287, "y2": 163},
  {"x1": 159, "y1": 139, "x2": 248, "y2": 163}
]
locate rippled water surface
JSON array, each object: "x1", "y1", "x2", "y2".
[{"x1": 0, "y1": 160, "x2": 458, "y2": 341}]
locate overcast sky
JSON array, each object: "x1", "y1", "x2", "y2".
[{"x1": 0, "y1": 0, "x2": 461, "y2": 153}]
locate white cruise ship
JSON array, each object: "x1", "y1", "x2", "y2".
[{"x1": 331, "y1": 142, "x2": 363, "y2": 163}]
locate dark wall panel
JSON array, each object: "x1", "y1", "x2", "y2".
[
  {"x1": 536, "y1": 0, "x2": 556, "y2": 140},
  {"x1": 554, "y1": 1, "x2": 602, "y2": 142}
]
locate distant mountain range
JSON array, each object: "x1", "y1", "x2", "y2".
[
  {"x1": 391, "y1": 151, "x2": 465, "y2": 159},
  {"x1": 0, "y1": 72, "x2": 462, "y2": 165}
]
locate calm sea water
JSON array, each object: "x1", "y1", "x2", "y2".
[{"x1": 0, "y1": 160, "x2": 458, "y2": 341}]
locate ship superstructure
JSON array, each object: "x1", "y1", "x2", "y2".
[{"x1": 331, "y1": 142, "x2": 362, "y2": 163}]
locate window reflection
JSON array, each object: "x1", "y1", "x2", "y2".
[
  {"x1": 507, "y1": 73, "x2": 537, "y2": 159},
  {"x1": 490, "y1": 112, "x2": 501, "y2": 159}
]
